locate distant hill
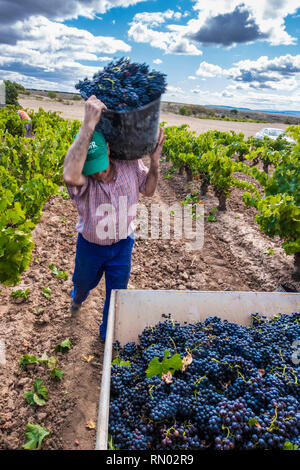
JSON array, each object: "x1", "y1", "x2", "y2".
[
  {"x1": 205, "y1": 104, "x2": 300, "y2": 118},
  {"x1": 161, "y1": 101, "x2": 300, "y2": 125}
]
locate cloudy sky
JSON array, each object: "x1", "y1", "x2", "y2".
[{"x1": 1, "y1": 0, "x2": 300, "y2": 111}]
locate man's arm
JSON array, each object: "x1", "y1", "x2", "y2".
[
  {"x1": 143, "y1": 127, "x2": 166, "y2": 197},
  {"x1": 63, "y1": 96, "x2": 107, "y2": 186}
]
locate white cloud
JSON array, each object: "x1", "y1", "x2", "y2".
[
  {"x1": 132, "y1": 9, "x2": 182, "y2": 27},
  {"x1": 187, "y1": 0, "x2": 299, "y2": 47},
  {"x1": 153, "y1": 59, "x2": 162, "y2": 64},
  {"x1": 196, "y1": 61, "x2": 223, "y2": 78},
  {"x1": 193, "y1": 54, "x2": 300, "y2": 91},
  {"x1": 0, "y1": 69, "x2": 73, "y2": 92},
  {"x1": 0, "y1": 16, "x2": 131, "y2": 90},
  {"x1": 225, "y1": 54, "x2": 300, "y2": 90},
  {"x1": 167, "y1": 85, "x2": 185, "y2": 93},
  {"x1": 128, "y1": 19, "x2": 202, "y2": 55}
]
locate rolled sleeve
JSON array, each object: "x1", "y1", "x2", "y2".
[{"x1": 136, "y1": 159, "x2": 149, "y2": 194}]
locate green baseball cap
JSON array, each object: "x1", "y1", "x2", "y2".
[{"x1": 74, "y1": 130, "x2": 109, "y2": 176}]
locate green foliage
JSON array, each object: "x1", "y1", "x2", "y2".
[
  {"x1": 112, "y1": 358, "x2": 131, "y2": 367},
  {"x1": 42, "y1": 287, "x2": 51, "y2": 299},
  {"x1": 179, "y1": 106, "x2": 192, "y2": 116},
  {"x1": 242, "y1": 130, "x2": 300, "y2": 259},
  {"x1": 20, "y1": 354, "x2": 38, "y2": 367},
  {"x1": 242, "y1": 192, "x2": 300, "y2": 256},
  {"x1": 207, "y1": 208, "x2": 218, "y2": 222},
  {"x1": 108, "y1": 434, "x2": 120, "y2": 450},
  {"x1": 0, "y1": 106, "x2": 81, "y2": 286},
  {"x1": 47, "y1": 90, "x2": 57, "y2": 99},
  {"x1": 20, "y1": 349, "x2": 66, "y2": 380},
  {"x1": 49, "y1": 263, "x2": 68, "y2": 280},
  {"x1": 54, "y1": 338, "x2": 72, "y2": 354},
  {"x1": 283, "y1": 441, "x2": 299, "y2": 450},
  {"x1": 11, "y1": 288, "x2": 30, "y2": 300},
  {"x1": 161, "y1": 122, "x2": 299, "y2": 272},
  {"x1": 23, "y1": 423, "x2": 50, "y2": 450},
  {"x1": 24, "y1": 379, "x2": 49, "y2": 406},
  {"x1": 5, "y1": 113, "x2": 25, "y2": 136},
  {"x1": 4, "y1": 80, "x2": 20, "y2": 105},
  {"x1": 146, "y1": 350, "x2": 183, "y2": 378},
  {"x1": 41, "y1": 354, "x2": 64, "y2": 380}
]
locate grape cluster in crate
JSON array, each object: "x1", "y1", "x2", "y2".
[{"x1": 109, "y1": 313, "x2": 300, "y2": 450}]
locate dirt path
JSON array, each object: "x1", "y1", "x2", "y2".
[{"x1": 19, "y1": 97, "x2": 289, "y2": 138}]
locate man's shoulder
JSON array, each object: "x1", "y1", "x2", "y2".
[{"x1": 114, "y1": 159, "x2": 138, "y2": 173}]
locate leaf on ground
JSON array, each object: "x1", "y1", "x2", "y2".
[
  {"x1": 23, "y1": 423, "x2": 50, "y2": 450},
  {"x1": 20, "y1": 354, "x2": 38, "y2": 367},
  {"x1": 86, "y1": 419, "x2": 96, "y2": 430},
  {"x1": 50, "y1": 367, "x2": 64, "y2": 380},
  {"x1": 81, "y1": 355, "x2": 94, "y2": 363},
  {"x1": 34, "y1": 379, "x2": 49, "y2": 400},
  {"x1": 54, "y1": 338, "x2": 72, "y2": 354},
  {"x1": 42, "y1": 287, "x2": 51, "y2": 299},
  {"x1": 38, "y1": 352, "x2": 49, "y2": 364},
  {"x1": 45, "y1": 356, "x2": 58, "y2": 370}
]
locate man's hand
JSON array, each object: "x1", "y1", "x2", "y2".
[
  {"x1": 63, "y1": 96, "x2": 107, "y2": 186},
  {"x1": 149, "y1": 127, "x2": 166, "y2": 168},
  {"x1": 83, "y1": 95, "x2": 107, "y2": 131}
]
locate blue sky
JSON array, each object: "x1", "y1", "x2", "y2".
[{"x1": 0, "y1": 0, "x2": 300, "y2": 111}]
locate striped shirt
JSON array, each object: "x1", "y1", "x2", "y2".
[
  {"x1": 17, "y1": 110, "x2": 31, "y2": 121},
  {"x1": 66, "y1": 159, "x2": 149, "y2": 245}
]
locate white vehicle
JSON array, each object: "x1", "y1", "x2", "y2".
[{"x1": 254, "y1": 127, "x2": 296, "y2": 145}]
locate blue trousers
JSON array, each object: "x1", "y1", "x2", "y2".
[{"x1": 72, "y1": 233, "x2": 134, "y2": 339}]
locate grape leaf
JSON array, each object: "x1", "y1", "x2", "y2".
[
  {"x1": 20, "y1": 354, "x2": 38, "y2": 367},
  {"x1": 146, "y1": 349, "x2": 183, "y2": 378},
  {"x1": 24, "y1": 392, "x2": 46, "y2": 407},
  {"x1": 42, "y1": 287, "x2": 51, "y2": 299},
  {"x1": 23, "y1": 423, "x2": 50, "y2": 450},
  {"x1": 38, "y1": 352, "x2": 49, "y2": 364},
  {"x1": 54, "y1": 338, "x2": 72, "y2": 354},
  {"x1": 112, "y1": 358, "x2": 131, "y2": 367},
  {"x1": 34, "y1": 379, "x2": 48, "y2": 400},
  {"x1": 283, "y1": 441, "x2": 298, "y2": 450},
  {"x1": 50, "y1": 367, "x2": 64, "y2": 380}
]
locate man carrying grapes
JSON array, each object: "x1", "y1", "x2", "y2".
[{"x1": 63, "y1": 95, "x2": 165, "y2": 341}]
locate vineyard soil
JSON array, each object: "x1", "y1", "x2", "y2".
[{"x1": 0, "y1": 98, "x2": 299, "y2": 450}]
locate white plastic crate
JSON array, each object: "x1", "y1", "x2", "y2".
[{"x1": 95, "y1": 289, "x2": 300, "y2": 450}]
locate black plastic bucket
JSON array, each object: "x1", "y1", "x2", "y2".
[{"x1": 95, "y1": 97, "x2": 161, "y2": 160}]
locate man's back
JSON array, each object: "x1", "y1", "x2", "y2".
[{"x1": 66, "y1": 159, "x2": 148, "y2": 245}]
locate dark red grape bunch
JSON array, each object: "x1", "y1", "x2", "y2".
[{"x1": 75, "y1": 57, "x2": 167, "y2": 112}]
